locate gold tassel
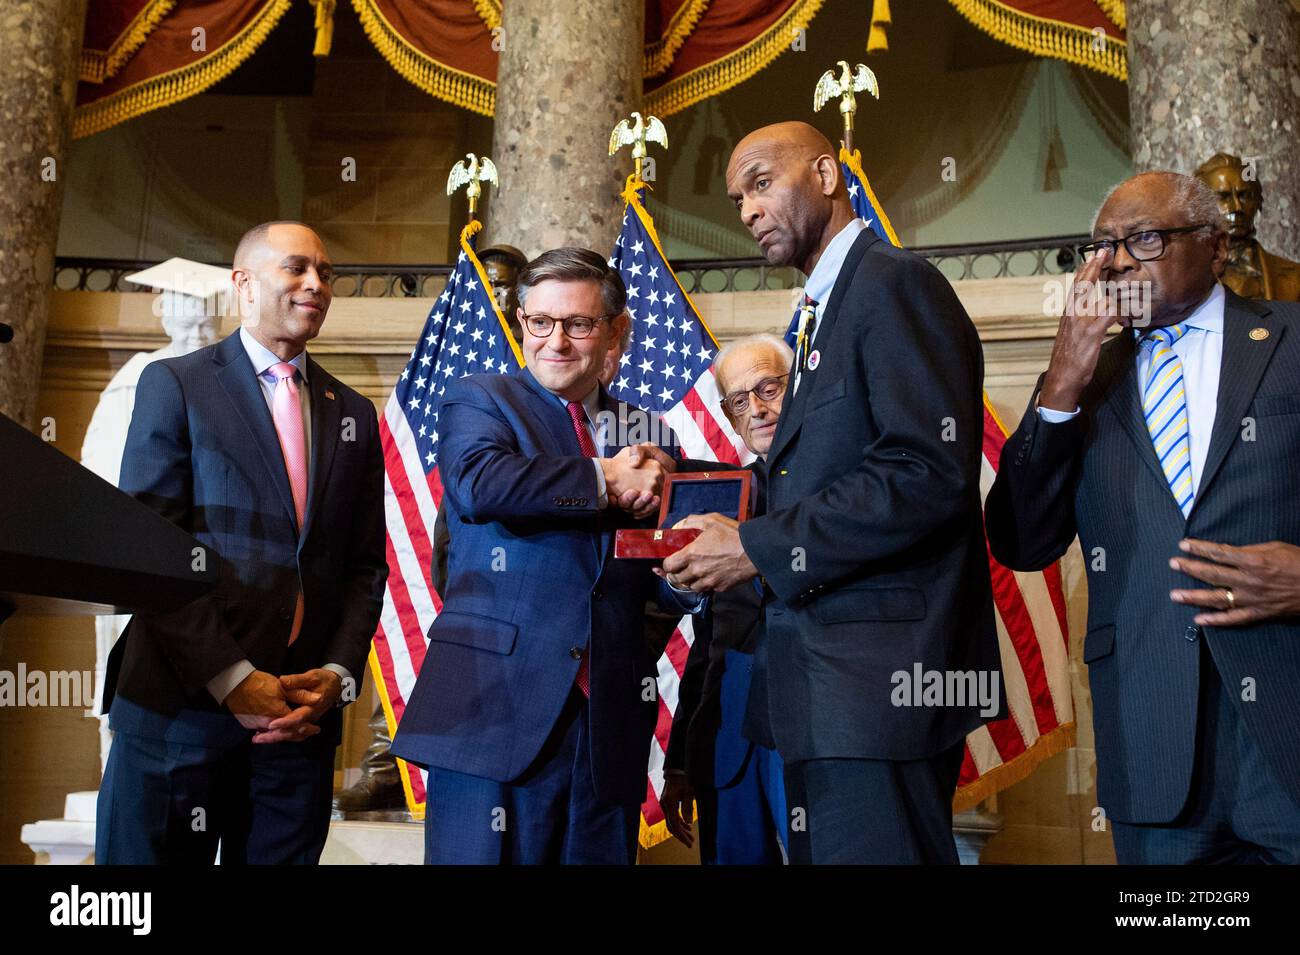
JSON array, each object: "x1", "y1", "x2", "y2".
[
  {"x1": 867, "y1": 0, "x2": 890, "y2": 53},
  {"x1": 310, "y1": 0, "x2": 337, "y2": 57}
]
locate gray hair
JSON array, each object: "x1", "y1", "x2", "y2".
[
  {"x1": 714, "y1": 333, "x2": 794, "y2": 394},
  {"x1": 1090, "y1": 171, "x2": 1225, "y2": 242},
  {"x1": 516, "y1": 247, "x2": 627, "y2": 317}
]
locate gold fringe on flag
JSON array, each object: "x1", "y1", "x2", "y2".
[
  {"x1": 945, "y1": 0, "x2": 1127, "y2": 82},
  {"x1": 352, "y1": 0, "x2": 497, "y2": 117},
  {"x1": 73, "y1": 0, "x2": 293, "y2": 139},
  {"x1": 645, "y1": 0, "x2": 826, "y2": 117},
  {"x1": 80, "y1": 0, "x2": 177, "y2": 84},
  {"x1": 619, "y1": 175, "x2": 721, "y2": 351},
  {"x1": 460, "y1": 219, "x2": 525, "y2": 367},
  {"x1": 840, "y1": 145, "x2": 901, "y2": 246},
  {"x1": 953, "y1": 721, "x2": 1077, "y2": 812},
  {"x1": 867, "y1": 0, "x2": 890, "y2": 54}
]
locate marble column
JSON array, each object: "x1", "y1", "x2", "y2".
[
  {"x1": 1126, "y1": 0, "x2": 1300, "y2": 258},
  {"x1": 489, "y1": 0, "x2": 643, "y2": 259},
  {"x1": 0, "y1": 0, "x2": 87, "y2": 429}
]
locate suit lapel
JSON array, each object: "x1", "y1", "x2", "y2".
[
  {"x1": 299, "y1": 358, "x2": 340, "y2": 547},
  {"x1": 1193, "y1": 293, "x2": 1280, "y2": 510},
  {"x1": 213, "y1": 333, "x2": 298, "y2": 530},
  {"x1": 766, "y1": 228, "x2": 879, "y2": 467},
  {"x1": 518, "y1": 367, "x2": 581, "y2": 457}
]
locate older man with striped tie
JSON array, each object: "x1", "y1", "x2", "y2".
[{"x1": 986, "y1": 171, "x2": 1300, "y2": 864}]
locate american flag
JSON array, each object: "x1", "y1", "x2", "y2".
[
  {"x1": 607, "y1": 180, "x2": 752, "y2": 847},
  {"x1": 787, "y1": 147, "x2": 1075, "y2": 811},
  {"x1": 369, "y1": 222, "x2": 522, "y2": 816}
]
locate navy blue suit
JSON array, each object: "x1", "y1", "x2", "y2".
[
  {"x1": 986, "y1": 291, "x2": 1300, "y2": 863},
  {"x1": 96, "y1": 331, "x2": 387, "y2": 864},
  {"x1": 390, "y1": 367, "x2": 690, "y2": 864}
]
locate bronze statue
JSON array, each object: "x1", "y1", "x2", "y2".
[
  {"x1": 1195, "y1": 153, "x2": 1300, "y2": 301},
  {"x1": 478, "y1": 243, "x2": 528, "y2": 343}
]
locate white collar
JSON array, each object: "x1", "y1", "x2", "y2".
[
  {"x1": 239, "y1": 326, "x2": 309, "y2": 380},
  {"x1": 803, "y1": 218, "x2": 870, "y2": 305}
]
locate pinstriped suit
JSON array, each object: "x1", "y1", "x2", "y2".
[{"x1": 986, "y1": 288, "x2": 1300, "y2": 860}]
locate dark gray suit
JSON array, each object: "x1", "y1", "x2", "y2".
[
  {"x1": 986, "y1": 289, "x2": 1300, "y2": 863},
  {"x1": 739, "y1": 229, "x2": 1001, "y2": 863}
]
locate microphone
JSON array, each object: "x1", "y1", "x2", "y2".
[{"x1": 0, "y1": 323, "x2": 12, "y2": 344}]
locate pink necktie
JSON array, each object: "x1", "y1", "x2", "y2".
[
  {"x1": 270, "y1": 362, "x2": 307, "y2": 645},
  {"x1": 566, "y1": 400, "x2": 594, "y2": 696}
]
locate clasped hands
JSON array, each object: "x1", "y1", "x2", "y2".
[
  {"x1": 225, "y1": 668, "x2": 343, "y2": 744},
  {"x1": 601, "y1": 443, "x2": 678, "y2": 519}
]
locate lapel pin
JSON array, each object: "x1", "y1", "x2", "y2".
[
  {"x1": 1249, "y1": 327, "x2": 1269, "y2": 341},
  {"x1": 325, "y1": 389, "x2": 336, "y2": 400},
  {"x1": 807, "y1": 349, "x2": 821, "y2": 371}
]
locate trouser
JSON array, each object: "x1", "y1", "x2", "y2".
[
  {"x1": 782, "y1": 741, "x2": 965, "y2": 864},
  {"x1": 423, "y1": 689, "x2": 639, "y2": 864},
  {"x1": 1111, "y1": 643, "x2": 1300, "y2": 864},
  {"x1": 96, "y1": 726, "x2": 335, "y2": 865}
]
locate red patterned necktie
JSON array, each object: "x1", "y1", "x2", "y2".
[{"x1": 566, "y1": 400, "x2": 595, "y2": 696}]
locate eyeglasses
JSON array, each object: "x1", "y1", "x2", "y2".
[
  {"x1": 520, "y1": 313, "x2": 615, "y2": 340},
  {"x1": 1079, "y1": 224, "x2": 1212, "y2": 263},
  {"x1": 721, "y1": 374, "x2": 789, "y2": 416}
]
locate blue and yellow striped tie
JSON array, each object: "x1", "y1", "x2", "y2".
[{"x1": 1141, "y1": 323, "x2": 1194, "y2": 516}]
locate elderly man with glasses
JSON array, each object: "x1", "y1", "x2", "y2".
[
  {"x1": 986, "y1": 171, "x2": 1300, "y2": 864},
  {"x1": 659, "y1": 334, "x2": 793, "y2": 864}
]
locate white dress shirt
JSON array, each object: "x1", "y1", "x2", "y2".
[
  {"x1": 1038, "y1": 283, "x2": 1225, "y2": 496},
  {"x1": 794, "y1": 218, "x2": 870, "y2": 394}
]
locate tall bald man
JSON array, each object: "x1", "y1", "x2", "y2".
[
  {"x1": 664, "y1": 122, "x2": 1000, "y2": 863},
  {"x1": 97, "y1": 221, "x2": 387, "y2": 864}
]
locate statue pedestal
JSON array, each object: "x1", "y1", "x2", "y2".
[
  {"x1": 952, "y1": 807, "x2": 1004, "y2": 865},
  {"x1": 20, "y1": 791, "x2": 98, "y2": 865}
]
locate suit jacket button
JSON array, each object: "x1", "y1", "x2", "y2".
[
  {"x1": 578, "y1": 498, "x2": 588, "y2": 506},
  {"x1": 592, "y1": 588, "x2": 603, "y2": 600},
  {"x1": 1184, "y1": 625, "x2": 1200, "y2": 642},
  {"x1": 569, "y1": 647, "x2": 583, "y2": 660}
]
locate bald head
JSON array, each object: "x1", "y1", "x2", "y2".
[{"x1": 726, "y1": 122, "x2": 854, "y2": 275}]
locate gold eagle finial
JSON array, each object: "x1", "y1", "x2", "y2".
[
  {"x1": 447, "y1": 152, "x2": 499, "y2": 222},
  {"x1": 609, "y1": 111, "x2": 668, "y2": 183},
  {"x1": 813, "y1": 61, "x2": 879, "y2": 152}
]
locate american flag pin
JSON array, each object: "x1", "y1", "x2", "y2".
[{"x1": 325, "y1": 389, "x2": 336, "y2": 400}]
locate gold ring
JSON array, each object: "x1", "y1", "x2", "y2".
[{"x1": 1224, "y1": 588, "x2": 1235, "y2": 608}]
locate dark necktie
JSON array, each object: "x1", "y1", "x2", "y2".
[
  {"x1": 795, "y1": 294, "x2": 818, "y2": 373},
  {"x1": 566, "y1": 400, "x2": 595, "y2": 696}
]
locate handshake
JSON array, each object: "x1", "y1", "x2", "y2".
[{"x1": 600, "y1": 443, "x2": 676, "y2": 519}]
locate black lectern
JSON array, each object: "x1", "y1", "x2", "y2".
[{"x1": 0, "y1": 411, "x2": 216, "y2": 617}]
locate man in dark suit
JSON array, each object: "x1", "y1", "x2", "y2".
[
  {"x1": 390, "y1": 248, "x2": 696, "y2": 864},
  {"x1": 661, "y1": 334, "x2": 791, "y2": 865},
  {"x1": 97, "y1": 221, "x2": 388, "y2": 864},
  {"x1": 664, "y1": 123, "x2": 1000, "y2": 864},
  {"x1": 985, "y1": 171, "x2": 1300, "y2": 863}
]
